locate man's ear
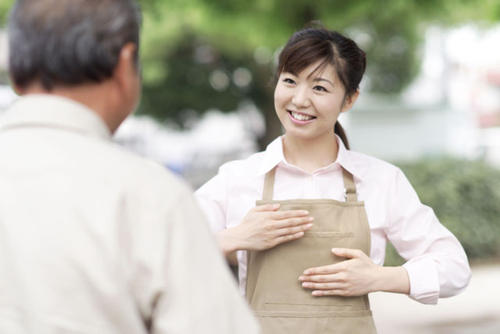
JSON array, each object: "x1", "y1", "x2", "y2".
[
  {"x1": 12, "y1": 84, "x2": 23, "y2": 96},
  {"x1": 341, "y1": 90, "x2": 360, "y2": 113},
  {"x1": 10, "y1": 76, "x2": 25, "y2": 96},
  {"x1": 112, "y1": 42, "x2": 138, "y2": 95}
]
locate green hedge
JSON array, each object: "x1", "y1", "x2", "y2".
[{"x1": 385, "y1": 157, "x2": 500, "y2": 266}]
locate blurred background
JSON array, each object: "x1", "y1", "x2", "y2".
[{"x1": 1, "y1": 0, "x2": 499, "y2": 333}]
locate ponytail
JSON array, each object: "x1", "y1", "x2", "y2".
[{"x1": 334, "y1": 121, "x2": 349, "y2": 150}]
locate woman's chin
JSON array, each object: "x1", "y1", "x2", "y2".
[
  {"x1": 283, "y1": 129, "x2": 317, "y2": 141},
  {"x1": 283, "y1": 127, "x2": 335, "y2": 143}
]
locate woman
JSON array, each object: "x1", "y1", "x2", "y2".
[{"x1": 196, "y1": 27, "x2": 470, "y2": 333}]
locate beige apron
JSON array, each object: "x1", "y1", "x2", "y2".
[{"x1": 246, "y1": 167, "x2": 377, "y2": 333}]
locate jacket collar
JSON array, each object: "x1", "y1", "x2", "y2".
[{"x1": 0, "y1": 94, "x2": 111, "y2": 140}]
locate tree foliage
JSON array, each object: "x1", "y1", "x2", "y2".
[
  {"x1": 0, "y1": 0, "x2": 12, "y2": 26},
  {"x1": 1, "y1": 0, "x2": 500, "y2": 143},
  {"x1": 385, "y1": 157, "x2": 500, "y2": 265}
]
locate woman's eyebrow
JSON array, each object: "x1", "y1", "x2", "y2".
[{"x1": 313, "y1": 77, "x2": 334, "y2": 86}]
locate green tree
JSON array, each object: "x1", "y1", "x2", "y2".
[
  {"x1": 2, "y1": 0, "x2": 500, "y2": 145},
  {"x1": 385, "y1": 157, "x2": 500, "y2": 265},
  {"x1": 138, "y1": 0, "x2": 500, "y2": 145},
  {"x1": 0, "y1": 0, "x2": 12, "y2": 25}
]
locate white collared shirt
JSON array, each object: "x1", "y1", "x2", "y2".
[
  {"x1": 196, "y1": 136, "x2": 471, "y2": 305},
  {"x1": 0, "y1": 95, "x2": 259, "y2": 334}
]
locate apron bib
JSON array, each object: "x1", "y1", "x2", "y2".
[{"x1": 246, "y1": 167, "x2": 377, "y2": 333}]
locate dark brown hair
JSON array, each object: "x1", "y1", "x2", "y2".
[
  {"x1": 276, "y1": 27, "x2": 366, "y2": 149},
  {"x1": 8, "y1": 0, "x2": 141, "y2": 91}
]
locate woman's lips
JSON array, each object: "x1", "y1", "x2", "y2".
[{"x1": 287, "y1": 110, "x2": 316, "y2": 125}]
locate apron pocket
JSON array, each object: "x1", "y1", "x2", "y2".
[
  {"x1": 260, "y1": 296, "x2": 369, "y2": 314},
  {"x1": 263, "y1": 301, "x2": 354, "y2": 313},
  {"x1": 304, "y1": 231, "x2": 354, "y2": 238},
  {"x1": 255, "y1": 309, "x2": 373, "y2": 318}
]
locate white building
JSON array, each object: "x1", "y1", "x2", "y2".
[{"x1": 344, "y1": 25, "x2": 500, "y2": 165}]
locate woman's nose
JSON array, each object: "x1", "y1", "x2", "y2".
[{"x1": 291, "y1": 86, "x2": 311, "y2": 108}]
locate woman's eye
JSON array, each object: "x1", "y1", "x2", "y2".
[
  {"x1": 313, "y1": 85, "x2": 328, "y2": 92},
  {"x1": 283, "y1": 78, "x2": 296, "y2": 84}
]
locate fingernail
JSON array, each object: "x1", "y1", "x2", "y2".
[
  {"x1": 305, "y1": 223, "x2": 313, "y2": 228},
  {"x1": 298, "y1": 276, "x2": 304, "y2": 281},
  {"x1": 308, "y1": 217, "x2": 314, "y2": 221},
  {"x1": 331, "y1": 248, "x2": 338, "y2": 253},
  {"x1": 302, "y1": 210, "x2": 309, "y2": 214},
  {"x1": 273, "y1": 204, "x2": 280, "y2": 208}
]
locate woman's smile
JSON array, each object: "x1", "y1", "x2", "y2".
[{"x1": 287, "y1": 110, "x2": 316, "y2": 124}]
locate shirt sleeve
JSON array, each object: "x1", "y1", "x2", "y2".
[
  {"x1": 152, "y1": 188, "x2": 259, "y2": 334},
  {"x1": 385, "y1": 168, "x2": 471, "y2": 305},
  {"x1": 127, "y1": 172, "x2": 259, "y2": 334},
  {"x1": 195, "y1": 170, "x2": 228, "y2": 232}
]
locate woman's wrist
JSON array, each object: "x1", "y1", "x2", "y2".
[
  {"x1": 372, "y1": 266, "x2": 410, "y2": 295},
  {"x1": 217, "y1": 226, "x2": 245, "y2": 256}
]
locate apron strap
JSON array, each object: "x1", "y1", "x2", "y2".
[
  {"x1": 262, "y1": 166, "x2": 358, "y2": 202},
  {"x1": 262, "y1": 166, "x2": 277, "y2": 201},
  {"x1": 342, "y1": 168, "x2": 358, "y2": 202}
]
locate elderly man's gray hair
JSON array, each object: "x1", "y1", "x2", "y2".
[{"x1": 8, "y1": 0, "x2": 141, "y2": 90}]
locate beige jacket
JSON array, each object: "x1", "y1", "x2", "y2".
[{"x1": 0, "y1": 95, "x2": 259, "y2": 334}]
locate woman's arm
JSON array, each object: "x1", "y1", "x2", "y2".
[
  {"x1": 196, "y1": 172, "x2": 314, "y2": 263},
  {"x1": 385, "y1": 168, "x2": 471, "y2": 304},
  {"x1": 301, "y1": 168, "x2": 470, "y2": 303},
  {"x1": 300, "y1": 248, "x2": 409, "y2": 296}
]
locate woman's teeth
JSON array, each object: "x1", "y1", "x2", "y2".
[{"x1": 291, "y1": 111, "x2": 314, "y2": 121}]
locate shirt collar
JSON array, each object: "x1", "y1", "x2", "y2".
[
  {"x1": 335, "y1": 136, "x2": 368, "y2": 181},
  {"x1": 258, "y1": 135, "x2": 367, "y2": 181},
  {"x1": 258, "y1": 136, "x2": 286, "y2": 175},
  {"x1": 0, "y1": 94, "x2": 112, "y2": 140}
]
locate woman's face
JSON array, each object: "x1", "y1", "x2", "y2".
[{"x1": 274, "y1": 60, "x2": 357, "y2": 142}]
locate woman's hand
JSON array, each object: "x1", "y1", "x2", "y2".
[
  {"x1": 227, "y1": 203, "x2": 314, "y2": 252},
  {"x1": 217, "y1": 204, "x2": 313, "y2": 264},
  {"x1": 299, "y1": 248, "x2": 410, "y2": 296}
]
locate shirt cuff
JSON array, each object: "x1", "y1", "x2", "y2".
[{"x1": 403, "y1": 258, "x2": 440, "y2": 304}]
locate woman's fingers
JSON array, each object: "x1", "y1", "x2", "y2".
[
  {"x1": 303, "y1": 263, "x2": 344, "y2": 276},
  {"x1": 299, "y1": 274, "x2": 350, "y2": 296},
  {"x1": 273, "y1": 231, "x2": 305, "y2": 246},
  {"x1": 267, "y1": 215, "x2": 313, "y2": 247},
  {"x1": 298, "y1": 273, "x2": 345, "y2": 283},
  {"x1": 242, "y1": 206, "x2": 316, "y2": 249},
  {"x1": 331, "y1": 248, "x2": 366, "y2": 259},
  {"x1": 298, "y1": 272, "x2": 352, "y2": 296},
  {"x1": 275, "y1": 223, "x2": 313, "y2": 237},
  {"x1": 271, "y1": 209, "x2": 309, "y2": 220},
  {"x1": 312, "y1": 290, "x2": 348, "y2": 297},
  {"x1": 301, "y1": 281, "x2": 347, "y2": 291},
  {"x1": 273, "y1": 216, "x2": 314, "y2": 229}
]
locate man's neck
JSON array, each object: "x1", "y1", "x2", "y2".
[{"x1": 18, "y1": 81, "x2": 121, "y2": 133}]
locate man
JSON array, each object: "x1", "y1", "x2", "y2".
[{"x1": 0, "y1": 0, "x2": 259, "y2": 333}]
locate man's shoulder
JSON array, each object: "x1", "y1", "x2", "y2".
[{"x1": 95, "y1": 141, "x2": 189, "y2": 194}]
